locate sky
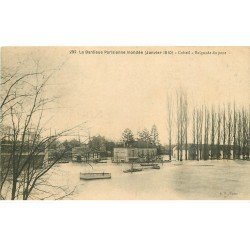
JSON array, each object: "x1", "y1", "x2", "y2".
[{"x1": 1, "y1": 47, "x2": 249, "y2": 144}]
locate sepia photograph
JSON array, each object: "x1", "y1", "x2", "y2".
[
  {"x1": 1, "y1": 1, "x2": 250, "y2": 249},
  {"x1": 1, "y1": 46, "x2": 249, "y2": 200}
]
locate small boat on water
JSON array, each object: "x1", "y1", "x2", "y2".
[
  {"x1": 124, "y1": 159, "x2": 142, "y2": 173},
  {"x1": 80, "y1": 172, "x2": 111, "y2": 180},
  {"x1": 151, "y1": 165, "x2": 160, "y2": 169},
  {"x1": 163, "y1": 160, "x2": 171, "y2": 163},
  {"x1": 123, "y1": 168, "x2": 142, "y2": 173},
  {"x1": 140, "y1": 163, "x2": 160, "y2": 169}
]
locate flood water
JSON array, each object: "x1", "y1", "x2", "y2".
[{"x1": 45, "y1": 159, "x2": 250, "y2": 200}]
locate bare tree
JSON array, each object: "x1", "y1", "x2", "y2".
[
  {"x1": 237, "y1": 111, "x2": 242, "y2": 159},
  {"x1": 175, "y1": 89, "x2": 188, "y2": 161},
  {"x1": 226, "y1": 104, "x2": 233, "y2": 159},
  {"x1": 233, "y1": 102, "x2": 237, "y2": 159},
  {"x1": 179, "y1": 92, "x2": 183, "y2": 161},
  {"x1": 192, "y1": 108, "x2": 197, "y2": 160},
  {"x1": 166, "y1": 93, "x2": 173, "y2": 160},
  {"x1": 216, "y1": 107, "x2": 222, "y2": 159},
  {"x1": 1, "y1": 59, "x2": 84, "y2": 200},
  {"x1": 210, "y1": 106, "x2": 217, "y2": 159},
  {"x1": 166, "y1": 89, "x2": 249, "y2": 162},
  {"x1": 242, "y1": 108, "x2": 249, "y2": 159},
  {"x1": 222, "y1": 104, "x2": 227, "y2": 159},
  {"x1": 203, "y1": 107, "x2": 210, "y2": 160},
  {"x1": 176, "y1": 92, "x2": 180, "y2": 160},
  {"x1": 183, "y1": 93, "x2": 188, "y2": 160},
  {"x1": 196, "y1": 107, "x2": 204, "y2": 160},
  {"x1": 196, "y1": 108, "x2": 200, "y2": 160}
]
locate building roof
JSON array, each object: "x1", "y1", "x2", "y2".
[{"x1": 115, "y1": 140, "x2": 157, "y2": 149}]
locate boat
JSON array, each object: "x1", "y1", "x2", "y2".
[
  {"x1": 80, "y1": 172, "x2": 111, "y2": 180},
  {"x1": 163, "y1": 160, "x2": 171, "y2": 163},
  {"x1": 124, "y1": 159, "x2": 142, "y2": 173},
  {"x1": 123, "y1": 168, "x2": 142, "y2": 173},
  {"x1": 140, "y1": 163, "x2": 160, "y2": 169},
  {"x1": 151, "y1": 165, "x2": 160, "y2": 169}
]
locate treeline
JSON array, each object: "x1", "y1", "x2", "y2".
[
  {"x1": 120, "y1": 125, "x2": 165, "y2": 154},
  {"x1": 121, "y1": 125, "x2": 160, "y2": 147},
  {"x1": 52, "y1": 136, "x2": 117, "y2": 158},
  {"x1": 167, "y1": 90, "x2": 250, "y2": 161},
  {"x1": 48, "y1": 126, "x2": 162, "y2": 160}
]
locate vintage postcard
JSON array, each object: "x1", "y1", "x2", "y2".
[{"x1": 0, "y1": 46, "x2": 249, "y2": 200}]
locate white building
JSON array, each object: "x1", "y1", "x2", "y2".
[{"x1": 113, "y1": 141, "x2": 157, "y2": 163}]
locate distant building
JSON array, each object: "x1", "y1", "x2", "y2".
[
  {"x1": 0, "y1": 140, "x2": 45, "y2": 170},
  {"x1": 1, "y1": 125, "x2": 13, "y2": 141},
  {"x1": 72, "y1": 145, "x2": 101, "y2": 162},
  {"x1": 113, "y1": 141, "x2": 157, "y2": 163}
]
